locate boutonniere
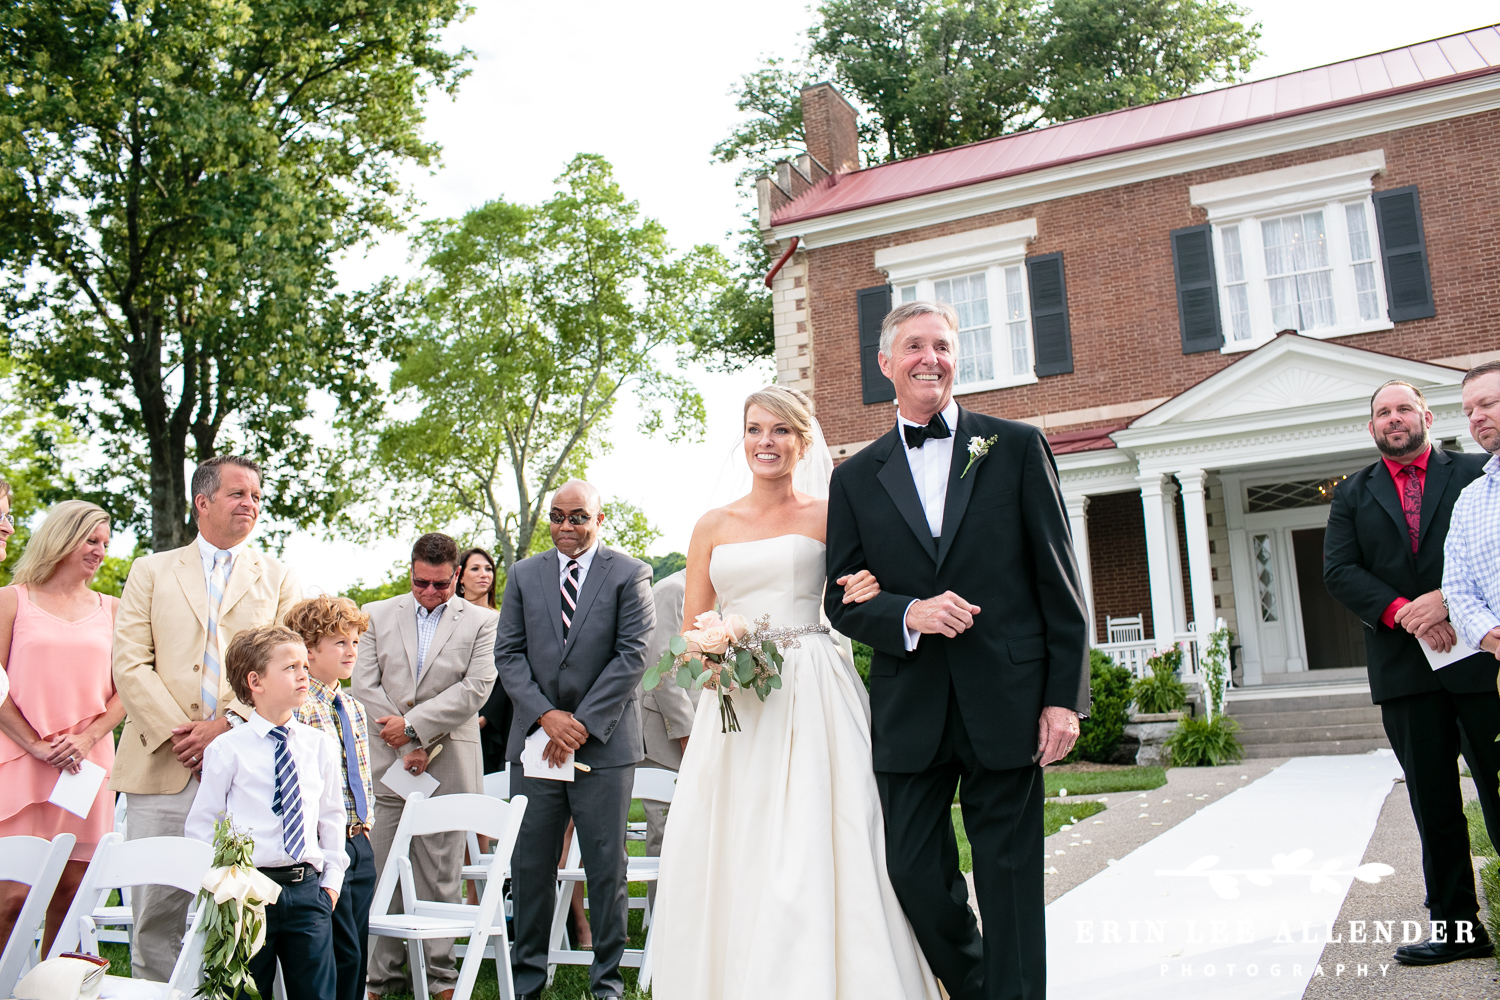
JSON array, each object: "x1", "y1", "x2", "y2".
[{"x1": 961, "y1": 435, "x2": 998, "y2": 478}]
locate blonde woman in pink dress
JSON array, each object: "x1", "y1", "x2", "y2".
[{"x1": 0, "y1": 500, "x2": 123, "y2": 955}]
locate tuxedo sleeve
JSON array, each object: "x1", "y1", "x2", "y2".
[
  {"x1": 495, "y1": 571, "x2": 554, "y2": 730},
  {"x1": 1018, "y1": 429, "x2": 1090, "y2": 713},
  {"x1": 1322, "y1": 481, "x2": 1402, "y2": 628},
  {"x1": 824, "y1": 468, "x2": 919, "y2": 658}
]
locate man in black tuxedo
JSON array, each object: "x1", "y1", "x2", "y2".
[
  {"x1": 825, "y1": 300, "x2": 1090, "y2": 1000},
  {"x1": 1324, "y1": 380, "x2": 1500, "y2": 966}
]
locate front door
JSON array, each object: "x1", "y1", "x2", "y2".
[{"x1": 1291, "y1": 527, "x2": 1368, "y2": 669}]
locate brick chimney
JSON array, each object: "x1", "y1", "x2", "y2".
[{"x1": 800, "y1": 82, "x2": 859, "y2": 175}]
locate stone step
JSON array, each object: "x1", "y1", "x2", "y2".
[
  {"x1": 1230, "y1": 707, "x2": 1384, "y2": 730},
  {"x1": 1241, "y1": 737, "x2": 1391, "y2": 759},
  {"x1": 1237, "y1": 722, "x2": 1389, "y2": 745},
  {"x1": 1229, "y1": 692, "x2": 1375, "y2": 714}
]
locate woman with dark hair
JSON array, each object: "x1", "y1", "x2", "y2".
[{"x1": 455, "y1": 547, "x2": 497, "y2": 610}]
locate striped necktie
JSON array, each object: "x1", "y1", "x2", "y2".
[
  {"x1": 561, "y1": 559, "x2": 580, "y2": 638},
  {"x1": 268, "y1": 726, "x2": 307, "y2": 860},
  {"x1": 332, "y1": 693, "x2": 368, "y2": 824},
  {"x1": 202, "y1": 550, "x2": 232, "y2": 718}
]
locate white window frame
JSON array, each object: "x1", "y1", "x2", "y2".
[
  {"x1": 1189, "y1": 151, "x2": 1394, "y2": 353},
  {"x1": 875, "y1": 219, "x2": 1039, "y2": 395}
]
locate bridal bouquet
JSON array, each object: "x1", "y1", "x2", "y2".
[{"x1": 642, "y1": 611, "x2": 789, "y2": 733}]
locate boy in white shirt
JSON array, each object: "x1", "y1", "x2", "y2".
[{"x1": 186, "y1": 624, "x2": 347, "y2": 1000}]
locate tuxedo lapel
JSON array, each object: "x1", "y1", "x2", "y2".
[
  {"x1": 172, "y1": 546, "x2": 209, "y2": 630},
  {"x1": 1417, "y1": 448, "x2": 1454, "y2": 551},
  {"x1": 875, "y1": 429, "x2": 938, "y2": 561},
  {"x1": 564, "y1": 547, "x2": 614, "y2": 654},
  {"x1": 1365, "y1": 464, "x2": 1412, "y2": 565},
  {"x1": 936, "y1": 407, "x2": 977, "y2": 571}
]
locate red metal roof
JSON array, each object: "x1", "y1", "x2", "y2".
[
  {"x1": 1047, "y1": 424, "x2": 1124, "y2": 454},
  {"x1": 772, "y1": 26, "x2": 1500, "y2": 227}
]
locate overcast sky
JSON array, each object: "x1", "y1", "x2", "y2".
[{"x1": 270, "y1": 0, "x2": 1498, "y2": 593}]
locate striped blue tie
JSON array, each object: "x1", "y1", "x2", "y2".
[
  {"x1": 202, "y1": 550, "x2": 232, "y2": 718},
  {"x1": 268, "y1": 726, "x2": 307, "y2": 860}
]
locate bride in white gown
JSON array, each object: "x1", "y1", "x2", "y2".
[{"x1": 650, "y1": 385, "x2": 939, "y2": 1000}]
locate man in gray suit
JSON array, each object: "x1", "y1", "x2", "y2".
[
  {"x1": 640, "y1": 570, "x2": 695, "y2": 871},
  {"x1": 495, "y1": 480, "x2": 655, "y2": 1000},
  {"x1": 353, "y1": 532, "x2": 498, "y2": 1000}
]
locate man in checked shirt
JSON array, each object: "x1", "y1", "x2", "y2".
[
  {"x1": 286, "y1": 595, "x2": 377, "y2": 1000},
  {"x1": 1447, "y1": 361, "x2": 1500, "y2": 664}
]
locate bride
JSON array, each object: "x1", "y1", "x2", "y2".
[{"x1": 649, "y1": 385, "x2": 940, "y2": 1000}]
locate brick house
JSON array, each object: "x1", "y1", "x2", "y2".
[{"x1": 757, "y1": 26, "x2": 1500, "y2": 689}]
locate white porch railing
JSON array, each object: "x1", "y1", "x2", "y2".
[{"x1": 1094, "y1": 625, "x2": 1209, "y2": 682}]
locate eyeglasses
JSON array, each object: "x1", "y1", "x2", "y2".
[
  {"x1": 0, "y1": 514, "x2": 13, "y2": 527},
  {"x1": 549, "y1": 512, "x2": 595, "y2": 526},
  {"x1": 411, "y1": 573, "x2": 455, "y2": 591}
]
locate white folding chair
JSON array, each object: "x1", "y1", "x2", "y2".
[
  {"x1": 546, "y1": 768, "x2": 676, "y2": 991},
  {"x1": 368, "y1": 791, "x2": 529, "y2": 1000},
  {"x1": 91, "y1": 793, "x2": 133, "y2": 946},
  {"x1": 49, "y1": 832, "x2": 215, "y2": 1000},
  {"x1": 0, "y1": 833, "x2": 75, "y2": 996},
  {"x1": 463, "y1": 767, "x2": 512, "y2": 881}
]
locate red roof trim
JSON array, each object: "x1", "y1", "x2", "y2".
[{"x1": 772, "y1": 26, "x2": 1500, "y2": 227}]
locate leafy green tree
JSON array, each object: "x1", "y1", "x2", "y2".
[
  {"x1": 0, "y1": 0, "x2": 470, "y2": 551},
  {"x1": 352, "y1": 155, "x2": 727, "y2": 570},
  {"x1": 602, "y1": 500, "x2": 661, "y2": 560},
  {"x1": 647, "y1": 552, "x2": 687, "y2": 583},
  {"x1": 1036, "y1": 0, "x2": 1261, "y2": 123}
]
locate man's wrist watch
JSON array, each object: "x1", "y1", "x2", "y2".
[
  {"x1": 225, "y1": 712, "x2": 244, "y2": 728},
  {"x1": 403, "y1": 723, "x2": 419, "y2": 744}
]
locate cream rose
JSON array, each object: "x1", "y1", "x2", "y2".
[
  {"x1": 691, "y1": 625, "x2": 732, "y2": 657},
  {"x1": 725, "y1": 614, "x2": 751, "y2": 642}
]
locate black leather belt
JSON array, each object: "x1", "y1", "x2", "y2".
[{"x1": 258, "y1": 862, "x2": 317, "y2": 885}]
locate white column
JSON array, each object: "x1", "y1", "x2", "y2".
[
  {"x1": 1138, "y1": 474, "x2": 1179, "y2": 651},
  {"x1": 1177, "y1": 469, "x2": 1219, "y2": 652},
  {"x1": 1065, "y1": 494, "x2": 1096, "y2": 646},
  {"x1": 1162, "y1": 478, "x2": 1188, "y2": 635}
]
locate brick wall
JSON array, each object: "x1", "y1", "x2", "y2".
[
  {"x1": 805, "y1": 107, "x2": 1500, "y2": 448},
  {"x1": 1086, "y1": 490, "x2": 1153, "y2": 640}
]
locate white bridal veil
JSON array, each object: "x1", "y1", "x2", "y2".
[{"x1": 706, "y1": 412, "x2": 836, "y2": 508}]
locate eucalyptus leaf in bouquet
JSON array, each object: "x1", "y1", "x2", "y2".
[{"x1": 642, "y1": 611, "x2": 812, "y2": 732}]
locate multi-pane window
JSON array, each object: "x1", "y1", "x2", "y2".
[
  {"x1": 1345, "y1": 203, "x2": 1380, "y2": 321},
  {"x1": 898, "y1": 284, "x2": 916, "y2": 304},
  {"x1": 934, "y1": 272, "x2": 993, "y2": 385},
  {"x1": 1219, "y1": 225, "x2": 1252, "y2": 341},
  {"x1": 1003, "y1": 265, "x2": 1030, "y2": 375},
  {"x1": 1262, "y1": 210, "x2": 1335, "y2": 331},
  {"x1": 1212, "y1": 196, "x2": 1388, "y2": 347}
]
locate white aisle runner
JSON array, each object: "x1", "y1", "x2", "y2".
[{"x1": 1046, "y1": 752, "x2": 1404, "y2": 999}]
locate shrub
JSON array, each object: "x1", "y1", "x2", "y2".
[
  {"x1": 1067, "y1": 649, "x2": 1134, "y2": 763},
  {"x1": 851, "y1": 640, "x2": 872, "y2": 690},
  {"x1": 1132, "y1": 647, "x2": 1188, "y2": 715},
  {"x1": 1164, "y1": 714, "x2": 1243, "y2": 766}
]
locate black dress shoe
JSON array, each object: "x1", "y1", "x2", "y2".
[{"x1": 1394, "y1": 927, "x2": 1493, "y2": 965}]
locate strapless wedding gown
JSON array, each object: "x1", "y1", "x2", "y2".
[{"x1": 649, "y1": 534, "x2": 939, "y2": 1000}]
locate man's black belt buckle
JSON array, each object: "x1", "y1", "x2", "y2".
[{"x1": 258, "y1": 862, "x2": 315, "y2": 885}]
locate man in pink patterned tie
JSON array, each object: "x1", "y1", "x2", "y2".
[{"x1": 1325, "y1": 380, "x2": 1500, "y2": 967}]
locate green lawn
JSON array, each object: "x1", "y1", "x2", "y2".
[
  {"x1": 1045, "y1": 767, "x2": 1165, "y2": 798},
  {"x1": 951, "y1": 800, "x2": 1108, "y2": 874},
  {"x1": 1468, "y1": 798, "x2": 1496, "y2": 857}
]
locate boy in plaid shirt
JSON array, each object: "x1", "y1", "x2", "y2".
[{"x1": 285, "y1": 596, "x2": 375, "y2": 1000}]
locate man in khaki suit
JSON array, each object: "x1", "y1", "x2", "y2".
[
  {"x1": 353, "y1": 533, "x2": 498, "y2": 1000},
  {"x1": 112, "y1": 455, "x2": 301, "y2": 979}
]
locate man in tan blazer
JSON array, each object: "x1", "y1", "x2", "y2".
[
  {"x1": 112, "y1": 455, "x2": 301, "y2": 979},
  {"x1": 353, "y1": 532, "x2": 498, "y2": 1000}
]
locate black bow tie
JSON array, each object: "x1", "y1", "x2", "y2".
[{"x1": 903, "y1": 413, "x2": 951, "y2": 449}]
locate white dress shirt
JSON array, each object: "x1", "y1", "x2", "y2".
[
  {"x1": 195, "y1": 532, "x2": 248, "y2": 586},
  {"x1": 897, "y1": 399, "x2": 960, "y2": 538},
  {"x1": 557, "y1": 539, "x2": 601, "y2": 591},
  {"x1": 897, "y1": 400, "x2": 960, "y2": 650},
  {"x1": 185, "y1": 710, "x2": 350, "y2": 893}
]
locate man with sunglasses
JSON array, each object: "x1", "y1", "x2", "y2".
[{"x1": 352, "y1": 532, "x2": 499, "y2": 1000}]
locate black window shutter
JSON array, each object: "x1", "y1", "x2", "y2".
[
  {"x1": 1373, "y1": 186, "x2": 1435, "y2": 322},
  {"x1": 857, "y1": 284, "x2": 895, "y2": 404},
  {"x1": 1171, "y1": 224, "x2": 1223, "y2": 354},
  {"x1": 1027, "y1": 252, "x2": 1073, "y2": 376}
]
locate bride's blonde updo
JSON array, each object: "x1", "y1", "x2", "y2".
[{"x1": 744, "y1": 385, "x2": 815, "y2": 452}]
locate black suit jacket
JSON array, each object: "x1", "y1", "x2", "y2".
[
  {"x1": 494, "y1": 545, "x2": 656, "y2": 768},
  {"x1": 825, "y1": 406, "x2": 1090, "y2": 773},
  {"x1": 1323, "y1": 447, "x2": 1495, "y2": 703}
]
